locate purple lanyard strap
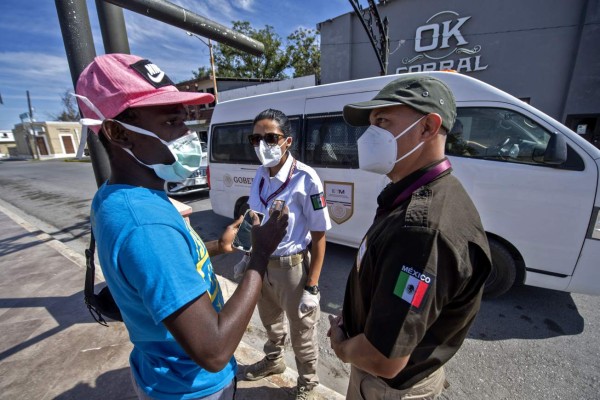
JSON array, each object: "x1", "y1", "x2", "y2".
[
  {"x1": 259, "y1": 159, "x2": 297, "y2": 207},
  {"x1": 376, "y1": 159, "x2": 452, "y2": 218}
]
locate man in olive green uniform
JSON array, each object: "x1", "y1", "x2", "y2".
[{"x1": 328, "y1": 75, "x2": 491, "y2": 399}]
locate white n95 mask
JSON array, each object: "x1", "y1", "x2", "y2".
[
  {"x1": 255, "y1": 139, "x2": 285, "y2": 168},
  {"x1": 357, "y1": 116, "x2": 426, "y2": 175},
  {"x1": 112, "y1": 120, "x2": 202, "y2": 182}
]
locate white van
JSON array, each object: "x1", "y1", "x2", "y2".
[{"x1": 208, "y1": 71, "x2": 600, "y2": 297}]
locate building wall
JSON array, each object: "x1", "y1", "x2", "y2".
[
  {"x1": 0, "y1": 130, "x2": 16, "y2": 157},
  {"x1": 11, "y1": 122, "x2": 81, "y2": 158},
  {"x1": 45, "y1": 123, "x2": 80, "y2": 157},
  {"x1": 0, "y1": 143, "x2": 15, "y2": 157},
  {"x1": 563, "y1": 0, "x2": 600, "y2": 117},
  {"x1": 12, "y1": 124, "x2": 34, "y2": 158},
  {"x1": 319, "y1": 0, "x2": 599, "y2": 125}
]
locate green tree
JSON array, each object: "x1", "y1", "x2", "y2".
[
  {"x1": 213, "y1": 21, "x2": 289, "y2": 79},
  {"x1": 287, "y1": 28, "x2": 321, "y2": 81},
  {"x1": 51, "y1": 89, "x2": 79, "y2": 121},
  {"x1": 192, "y1": 66, "x2": 212, "y2": 79},
  {"x1": 189, "y1": 22, "x2": 322, "y2": 81}
]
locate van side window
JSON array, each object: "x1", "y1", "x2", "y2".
[
  {"x1": 211, "y1": 118, "x2": 301, "y2": 164},
  {"x1": 305, "y1": 114, "x2": 366, "y2": 168},
  {"x1": 211, "y1": 122, "x2": 257, "y2": 164},
  {"x1": 446, "y1": 107, "x2": 578, "y2": 168}
]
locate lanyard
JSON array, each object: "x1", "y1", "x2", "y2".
[
  {"x1": 376, "y1": 159, "x2": 452, "y2": 218},
  {"x1": 259, "y1": 159, "x2": 297, "y2": 207}
]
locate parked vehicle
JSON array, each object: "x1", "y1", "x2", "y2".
[
  {"x1": 208, "y1": 71, "x2": 600, "y2": 297},
  {"x1": 164, "y1": 141, "x2": 209, "y2": 196}
]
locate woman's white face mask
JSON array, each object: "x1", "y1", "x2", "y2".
[
  {"x1": 357, "y1": 115, "x2": 426, "y2": 175},
  {"x1": 111, "y1": 120, "x2": 202, "y2": 182},
  {"x1": 255, "y1": 138, "x2": 288, "y2": 168}
]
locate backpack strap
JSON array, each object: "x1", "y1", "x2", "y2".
[{"x1": 84, "y1": 232, "x2": 109, "y2": 326}]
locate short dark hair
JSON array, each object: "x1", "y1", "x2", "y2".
[{"x1": 253, "y1": 109, "x2": 292, "y2": 137}]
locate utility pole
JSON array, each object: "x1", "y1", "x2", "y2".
[
  {"x1": 19, "y1": 112, "x2": 35, "y2": 160},
  {"x1": 187, "y1": 32, "x2": 219, "y2": 103},
  {"x1": 348, "y1": 0, "x2": 389, "y2": 76},
  {"x1": 26, "y1": 90, "x2": 40, "y2": 160}
]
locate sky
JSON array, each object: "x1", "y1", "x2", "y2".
[{"x1": 0, "y1": 0, "x2": 354, "y2": 131}]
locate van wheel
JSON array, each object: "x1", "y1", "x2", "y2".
[
  {"x1": 233, "y1": 197, "x2": 249, "y2": 219},
  {"x1": 484, "y1": 239, "x2": 517, "y2": 298}
]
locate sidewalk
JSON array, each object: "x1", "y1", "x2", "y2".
[{"x1": 0, "y1": 204, "x2": 344, "y2": 400}]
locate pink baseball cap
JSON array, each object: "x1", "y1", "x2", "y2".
[{"x1": 75, "y1": 53, "x2": 214, "y2": 126}]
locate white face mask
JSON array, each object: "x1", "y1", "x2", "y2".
[
  {"x1": 254, "y1": 138, "x2": 287, "y2": 168},
  {"x1": 112, "y1": 120, "x2": 202, "y2": 182},
  {"x1": 357, "y1": 115, "x2": 426, "y2": 175}
]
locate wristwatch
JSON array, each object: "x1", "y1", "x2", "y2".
[{"x1": 304, "y1": 284, "x2": 320, "y2": 295}]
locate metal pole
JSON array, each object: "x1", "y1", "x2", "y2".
[
  {"x1": 104, "y1": 0, "x2": 264, "y2": 56},
  {"x1": 19, "y1": 115, "x2": 35, "y2": 160},
  {"x1": 26, "y1": 90, "x2": 40, "y2": 160},
  {"x1": 95, "y1": 0, "x2": 131, "y2": 54},
  {"x1": 348, "y1": 0, "x2": 386, "y2": 75},
  {"x1": 55, "y1": 0, "x2": 111, "y2": 188},
  {"x1": 208, "y1": 39, "x2": 219, "y2": 103},
  {"x1": 368, "y1": 0, "x2": 389, "y2": 75},
  {"x1": 187, "y1": 32, "x2": 219, "y2": 103}
]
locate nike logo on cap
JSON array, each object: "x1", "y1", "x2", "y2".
[
  {"x1": 145, "y1": 63, "x2": 165, "y2": 83},
  {"x1": 130, "y1": 59, "x2": 175, "y2": 88}
]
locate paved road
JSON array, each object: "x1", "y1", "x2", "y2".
[{"x1": 1, "y1": 158, "x2": 600, "y2": 399}]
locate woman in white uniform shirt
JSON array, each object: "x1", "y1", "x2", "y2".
[{"x1": 243, "y1": 109, "x2": 331, "y2": 400}]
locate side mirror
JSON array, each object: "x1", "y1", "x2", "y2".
[{"x1": 534, "y1": 133, "x2": 567, "y2": 165}]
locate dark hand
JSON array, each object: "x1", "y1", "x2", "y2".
[
  {"x1": 251, "y1": 207, "x2": 289, "y2": 258},
  {"x1": 327, "y1": 314, "x2": 347, "y2": 359},
  {"x1": 218, "y1": 214, "x2": 244, "y2": 253}
]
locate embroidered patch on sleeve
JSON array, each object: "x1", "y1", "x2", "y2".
[
  {"x1": 310, "y1": 192, "x2": 326, "y2": 210},
  {"x1": 393, "y1": 265, "x2": 435, "y2": 310}
]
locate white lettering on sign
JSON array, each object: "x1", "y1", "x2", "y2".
[
  {"x1": 396, "y1": 55, "x2": 488, "y2": 74},
  {"x1": 415, "y1": 16, "x2": 470, "y2": 52},
  {"x1": 415, "y1": 24, "x2": 439, "y2": 52},
  {"x1": 400, "y1": 11, "x2": 488, "y2": 74}
]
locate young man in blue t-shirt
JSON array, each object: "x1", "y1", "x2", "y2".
[{"x1": 75, "y1": 53, "x2": 288, "y2": 400}]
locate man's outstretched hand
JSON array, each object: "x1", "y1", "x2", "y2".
[{"x1": 250, "y1": 207, "x2": 289, "y2": 260}]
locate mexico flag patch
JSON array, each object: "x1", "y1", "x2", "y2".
[
  {"x1": 393, "y1": 265, "x2": 434, "y2": 309},
  {"x1": 310, "y1": 192, "x2": 326, "y2": 210}
]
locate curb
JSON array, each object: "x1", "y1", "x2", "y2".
[{"x1": 0, "y1": 200, "x2": 104, "y2": 280}]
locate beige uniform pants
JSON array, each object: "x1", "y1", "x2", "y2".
[
  {"x1": 347, "y1": 365, "x2": 446, "y2": 400},
  {"x1": 258, "y1": 250, "x2": 320, "y2": 389}
]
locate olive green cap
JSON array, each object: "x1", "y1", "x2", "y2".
[{"x1": 343, "y1": 75, "x2": 457, "y2": 132}]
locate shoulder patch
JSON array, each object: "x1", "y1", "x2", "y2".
[
  {"x1": 393, "y1": 265, "x2": 435, "y2": 310},
  {"x1": 310, "y1": 192, "x2": 326, "y2": 210}
]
